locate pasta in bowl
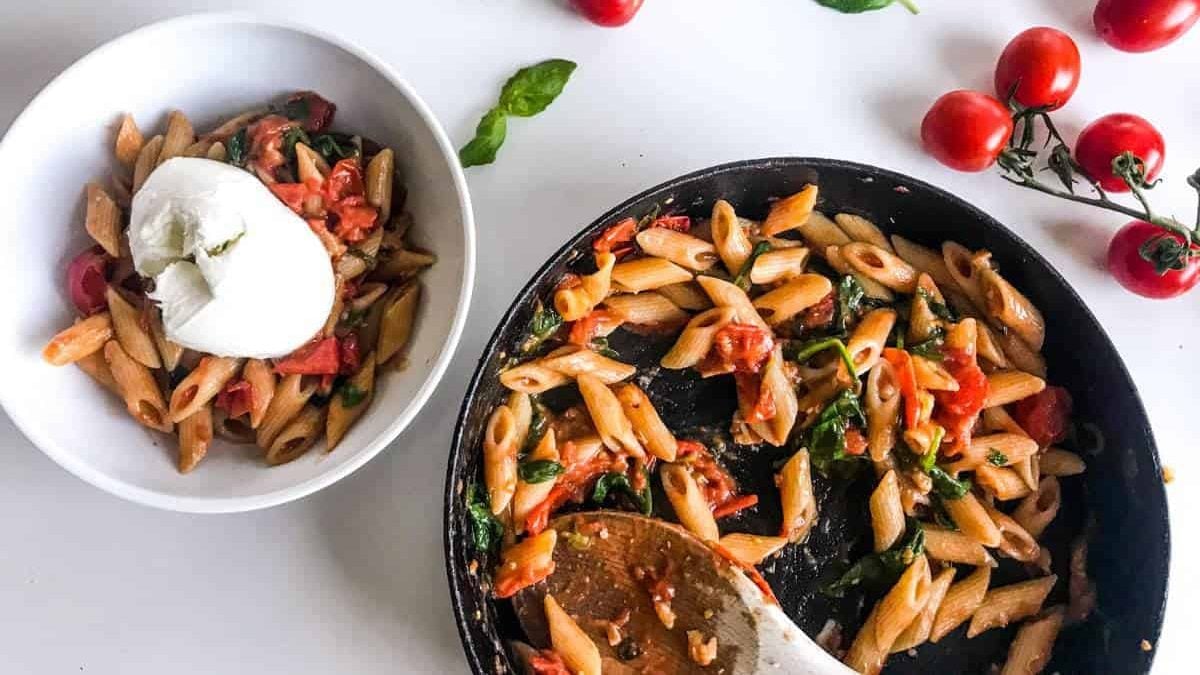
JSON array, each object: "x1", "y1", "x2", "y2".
[{"x1": 445, "y1": 159, "x2": 1168, "y2": 674}]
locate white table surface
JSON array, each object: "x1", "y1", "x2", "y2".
[{"x1": 1, "y1": 1, "x2": 1197, "y2": 672}]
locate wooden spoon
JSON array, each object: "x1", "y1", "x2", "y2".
[{"x1": 512, "y1": 511, "x2": 853, "y2": 674}]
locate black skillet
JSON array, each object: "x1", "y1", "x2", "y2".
[{"x1": 443, "y1": 158, "x2": 1170, "y2": 674}]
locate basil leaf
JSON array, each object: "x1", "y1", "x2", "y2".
[
  {"x1": 593, "y1": 470, "x2": 652, "y2": 516},
  {"x1": 226, "y1": 128, "x2": 248, "y2": 167},
  {"x1": 310, "y1": 133, "x2": 358, "y2": 164},
  {"x1": 835, "y1": 275, "x2": 866, "y2": 333},
  {"x1": 929, "y1": 465, "x2": 972, "y2": 500},
  {"x1": 521, "y1": 399, "x2": 549, "y2": 457},
  {"x1": 815, "y1": 0, "x2": 919, "y2": 14},
  {"x1": 340, "y1": 383, "x2": 367, "y2": 408},
  {"x1": 824, "y1": 520, "x2": 925, "y2": 597},
  {"x1": 733, "y1": 241, "x2": 772, "y2": 291},
  {"x1": 917, "y1": 288, "x2": 959, "y2": 322},
  {"x1": 282, "y1": 126, "x2": 310, "y2": 162},
  {"x1": 459, "y1": 108, "x2": 508, "y2": 168},
  {"x1": 908, "y1": 327, "x2": 946, "y2": 361},
  {"x1": 519, "y1": 459, "x2": 565, "y2": 484},
  {"x1": 521, "y1": 301, "x2": 563, "y2": 354},
  {"x1": 987, "y1": 449, "x2": 1008, "y2": 466},
  {"x1": 499, "y1": 59, "x2": 578, "y2": 118},
  {"x1": 466, "y1": 483, "x2": 503, "y2": 553}
]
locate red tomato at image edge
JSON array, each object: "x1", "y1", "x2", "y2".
[
  {"x1": 921, "y1": 91, "x2": 1015, "y2": 172},
  {"x1": 1095, "y1": 0, "x2": 1200, "y2": 52},
  {"x1": 1074, "y1": 113, "x2": 1165, "y2": 193},
  {"x1": 570, "y1": 0, "x2": 644, "y2": 27},
  {"x1": 994, "y1": 27, "x2": 1081, "y2": 111},
  {"x1": 1107, "y1": 221, "x2": 1200, "y2": 298}
]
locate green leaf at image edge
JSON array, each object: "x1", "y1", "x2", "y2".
[
  {"x1": 499, "y1": 59, "x2": 578, "y2": 118},
  {"x1": 466, "y1": 483, "x2": 503, "y2": 553},
  {"x1": 815, "y1": 0, "x2": 919, "y2": 14},
  {"x1": 459, "y1": 108, "x2": 508, "y2": 168}
]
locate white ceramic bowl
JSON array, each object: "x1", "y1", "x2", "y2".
[{"x1": 0, "y1": 14, "x2": 475, "y2": 512}]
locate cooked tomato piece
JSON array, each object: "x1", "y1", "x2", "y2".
[
  {"x1": 677, "y1": 440, "x2": 743, "y2": 513},
  {"x1": 285, "y1": 91, "x2": 337, "y2": 133},
  {"x1": 882, "y1": 348, "x2": 920, "y2": 429},
  {"x1": 268, "y1": 182, "x2": 310, "y2": 215},
  {"x1": 525, "y1": 454, "x2": 612, "y2": 535},
  {"x1": 338, "y1": 333, "x2": 361, "y2": 375},
  {"x1": 67, "y1": 246, "x2": 111, "y2": 316},
  {"x1": 593, "y1": 217, "x2": 637, "y2": 256},
  {"x1": 799, "y1": 291, "x2": 836, "y2": 330},
  {"x1": 712, "y1": 323, "x2": 774, "y2": 374},
  {"x1": 215, "y1": 379, "x2": 254, "y2": 419},
  {"x1": 527, "y1": 650, "x2": 571, "y2": 675},
  {"x1": 844, "y1": 427, "x2": 868, "y2": 456},
  {"x1": 247, "y1": 114, "x2": 295, "y2": 183},
  {"x1": 651, "y1": 215, "x2": 691, "y2": 232},
  {"x1": 934, "y1": 348, "x2": 989, "y2": 449},
  {"x1": 734, "y1": 371, "x2": 776, "y2": 424},
  {"x1": 274, "y1": 337, "x2": 340, "y2": 375},
  {"x1": 567, "y1": 308, "x2": 620, "y2": 346},
  {"x1": 1013, "y1": 386, "x2": 1073, "y2": 447},
  {"x1": 324, "y1": 159, "x2": 366, "y2": 202},
  {"x1": 712, "y1": 493, "x2": 759, "y2": 519},
  {"x1": 331, "y1": 196, "x2": 378, "y2": 243}
]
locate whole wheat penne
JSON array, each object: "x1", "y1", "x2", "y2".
[
  {"x1": 975, "y1": 321, "x2": 1010, "y2": 369},
  {"x1": 953, "y1": 433, "x2": 1040, "y2": 471},
  {"x1": 266, "y1": 404, "x2": 325, "y2": 466},
  {"x1": 544, "y1": 594, "x2": 601, "y2": 675},
  {"x1": 43, "y1": 313, "x2": 113, "y2": 365},
  {"x1": 577, "y1": 373, "x2": 645, "y2": 459},
  {"x1": 181, "y1": 139, "x2": 212, "y2": 158},
  {"x1": 974, "y1": 464, "x2": 1035, "y2": 501},
  {"x1": 695, "y1": 275, "x2": 770, "y2": 330},
  {"x1": 241, "y1": 359, "x2": 276, "y2": 429},
  {"x1": 826, "y1": 244, "x2": 894, "y2": 301},
  {"x1": 841, "y1": 242, "x2": 919, "y2": 293},
  {"x1": 169, "y1": 356, "x2": 242, "y2": 422},
  {"x1": 145, "y1": 305, "x2": 183, "y2": 372},
  {"x1": 762, "y1": 185, "x2": 818, "y2": 237},
  {"x1": 892, "y1": 566, "x2": 957, "y2": 653},
  {"x1": 907, "y1": 275, "x2": 944, "y2": 344},
  {"x1": 114, "y1": 113, "x2": 144, "y2": 166},
  {"x1": 834, "y1": 213, "x2": 893, "y2": 251},
  {"x1": 615, "y1": 383, "x2": 678, "y2": 461},
  {"x1": 326, "y1": 352, "x2": 376, "y2": 451},
  {"x1": 512, "y1": 430, "x2": 560, "y2": 534},
  {"x1": 865, "y1": 360, "x2": 901, "y2": 461},
  {"x1": 602, "y1": 292, "x2": 687, "y2": 326},
  {"x1": 506, "y1": 391, "x2": 533, "y2": 452},
  {"x1": 968, "y1": 576, "x2": 1057, "y2": 638},
  {"x1": 157, "y1": 110, "x2": 195, "y2": 166},
  {"x1": 205, "y1": 141, "x2": 227, "y2": 162},
  {"x1": 846, "y1": 308, "x2": 897, "y2": 376},
  {"x1": 256, "y1": 374, "x2": 316, "y2": 449},
  {"x1": 982, "y1": 405, "x2": 1026, "y2": 435},
  {"x1": 891, "y1": 234, "x2": 957, "y2": 290},
  {"x1": 844, "y1": 600, "x2": 889, "y2": 675},
  {"x1": 132, "y1": 134, "x2": 164, "y2": 193},
  {"x1": 84, "y1": 183, "x2": 122, "y2": 257},
  {"x1": 749, "y1": 247, "x2": 810, "y2": 284},
  {"x1": 748, "y1": 345, "x2": 798, "y2": 446},
  {"x1": 611, "y1": 257, "x2": 693, "y2": 293},
  {"x1": 752, "y1": 274, "x2": 833, "y2": 325},
  {"x1": 103, "y1": 340, "x2": 172, "y2": 432},
  {"x1": 538, "y1": 346, "x2": 635, "y2": 383},
  {"x1": 660, "y1": 307, "x2": 737, "y2": 369},
  {"x1": 1000, "y1": 606, "x2": 1065, "y2": 675},
  {"x1": 712, "y1": 199, "x2": 755, "y2": 274},
  {"x1": 635, "y1": 227, "x2": 720, "y2": 272},
  {"x1": 365, "y1": 148, "x2": 395, "y2": 224},
  {"x1": 985, "y1": 371, "x2": 1047, "y2": 408},
  {"x1": 943, "y1": 492, "x2": 1003, "y2": 547},
  {"x1": 931, "y1": 565, "x2": 991, "y2": 643},
  {"x1": 372, "y1": 248, "x2": 436, "y2": 281},
  {"x1": 177, "y1": 404, "x2": 213, "y2": 473},
  {"x1": 912, "y1": 355, "x2": 959, "y2": 391},
  {"x1": 1014, "y1": 456, "x2": 1040, "y2": 493},
  {"x1": 1013, "y1": 477, "x2": 1061, "y2": 539},
  {"x1": 943, "y1": 242, "x2": 990, "y2": 313},
  {"x1": 75, "y1": 349, "x2": 120, "y2": 395},
  {"x1": 1040, "y1": 448, "x2": 1085, "y2": 477},
  {"x1": 377, "y1": 282, "x2": 420, "y2": 365},
  {"x1": 874, "y1": 555, "x2": 933, "y2": 649},
  {"x1": 870, "y1": 470, "x2": 905, "y2": 552},
  {"x1": 800, "y1": 212, "x2": 853, "y2": 256},
  {"x1": 983, "y1": 500, "x2": 1040, "y2": 562},
  {"x1": 718, "y1": 533, "x2": 788, "y2": 566},
  {"x1": 202, "y1": 107, "x2": 268, "y2": 140},
  {"x1": 336, "y1": 228, "x2": 385, "y2": 279},
  {"x1": 105, "y1": 287, "x2": 161, "y2": 369},
  {"x1": 923, "y1": 527, "x2": 996, "y2": 567},
  {"x1": 661, "y1": 462, "x2": 719, "y2": 541},
  {"x1": 979, "y1": 265, "x2": 1045, "y2": 351},
  {"x1": 555, "y1": 252, "x2": 615, "y2": 321},
  {"x1": 493, "y1": 529, "x2": 558, "y2": 599},
  {"x1": 656, "y1": 281, "x2": 712, "y2": 311},
  {"x1": 500, "y1": 362, "x2": 572, "y2": 393},
  {"x1": 993, "y1": 328, "x2": 1048, "y2": 378},
  {"x1": 295, "y1": 143, "x2": 331, "y2": 188},
  {"x1": 483, "y1": 404, "x2": 520, "y2": 515},
  {"x1": 778, "y1": 449, "x2": 817, "y2": 543}
]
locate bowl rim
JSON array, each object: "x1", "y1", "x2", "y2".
[
  {"x1": 442, "y1": 156, "x2": 1169, "y2": 674},
  {"x1": 0, "y1": 11, "x2": 477, "y2": 513}
]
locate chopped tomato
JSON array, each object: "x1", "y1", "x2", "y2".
[
  {"x1": 711, "y1": 543, "x2": 779, "y2": 604},
  {"x1": 567, "y1": 309, "x2": 620, "y2": 346},
  {"x1": 525, "y1": 454, "x2": 612, "y2": 535},
  {"x1": 324, "y1": 159, "x2": 366, "y2": 203},
  {"x1": 799, "y1": 291, "x2": 836, "y2": 331},
  {"x1": 593, "y1": 217, "x2": 637, "y2": 256},
  {"x1": 734, "y1": 371, "x2": 776, "y2": 423},
  {"x1": 331, "y1": 196, "x2": 378, "y2": 243},
  {"x1": 651, "y1": 215, "x2": 691, "y2": 232},
  {"x1": 493, "y1": 547, "x2": 557, "y2": 599},
  {"x1": 677, "y1": 441, "x2": 742, "y2": 512},
  {"x1": 712, "y1": 323, "x2": 775, "y2": 374},
  {"x1": 274, "y1": 337, "x2": 340, "y2": 375},
  {"x1": 1013, "y1": 386, "x2": 1073, "y2": 447},
  {"x1": 712, "y1": 494, "x2": 759, "y2": 519},
  {"x1": 215, "y1": 379, "x2": 254, "y2": 419},
  {"x1": 247, "y1": 114, "x2": 295, "y2": 183},
  {"x1": 844, "y1": 428, "x2": 868, "y2": 456},
  {"x1": 268, "y1": 182, "x2": 310, "y2": 215},
  {"x1": 338, "y1": 333, "x2": 361, "y2": 375},
  {"x1": 285, "y1": 91, "x2": 337, "y2": 133},
  {"x1": 306, "y1": 218, "x2": 347, "y2": 258},
  {"x1": 66, "y1": 246, "x2": 111, "y2": 316},
  {"x1": 934, "y1": 348, "x2": 989, "y2": 451},
  {"x1": 527, "y1": 650, "x2": 571, "y2": 675},
  {"x1": 882, "y1": 348, "x2": 920, "y2": 429}
]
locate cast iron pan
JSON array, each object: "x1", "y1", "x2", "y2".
[{"x1": 444, "y1": 158, "x2": 1169, "y2": 674}]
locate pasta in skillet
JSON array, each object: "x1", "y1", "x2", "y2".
[{"x1": 465, "y1": 187, "x2": 1086, "y2": 674}]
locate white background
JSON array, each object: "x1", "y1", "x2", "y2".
[{"x1": 1, "y1": 1, "x2": 1197, "y2": 672}]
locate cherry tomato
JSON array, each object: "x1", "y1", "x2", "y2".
[
  {"x1": 1094, "y1": 0, "x2": 1200, "y2": 52},
  {"x1": 274, "y1": 337, "x2": 340, "y2": 375},
  {"x1": 593, "y1": 217, "x2": 637, "y2": 256},
  {"x1": 711, "y1": 323, "x2": 774, "y2": 373},
  {"x1": 1106, "y1": 220, "x2": 1200, "y2": 298},
  {"x1": 921, "y1": 91, "x2": 1015, "y2": 172},
  {"x1": 66, "y1": 246, "x2": 111, "y2": 316},
  {"x1": 994, "y1": 27, "x2": 1081, "y2": 111},
  {"x1": 1012, "y1": 386, "x2": 1073, "y2": 447},
  {"x1": 215, "y1": 380, "x2": 254, "y2": 419},
  {"x1": 570, "y1": 0, "x2": 644, "y2": 27},
  {"x1": 1074, "y1": 113, "x2": 1165, "y2": 192}
]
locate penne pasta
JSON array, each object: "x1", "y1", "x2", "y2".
[
  {"x1": 602, "y1": 292, "x2": 688, "y2": 326},
  {"x1": 841, "y1": 242, "x2": 919, "y2": 293},
  {"x1": 634, "y1": 227, "x2": 720, "y2": 272},
  {"x1": 993, "y1": 328, "x2": 1048, "y2": 378},
  {"x1": 1040, "y1": 448, "x2": 1086, "y2": 477},
  {"x1": 749, "y1": 345, "x2": 799, "y2": 446},
  {"x1": 979, "y1": 265, "x2": 1045, "y2": 351},
  {"x1": 577, "y1": 373, "x2": 645, "y2": 459},
  {"x1": 907, "y1": 275, "x2": 944, "y2": 344},
  {"x1": 762, "y1": 185, "x2": 818, "y2": 237},
  {"x1": 752, "y1": 274, "x2": 834, "y2": 325},
  {"x1": 611, "y1": 257, "x2": 693, "y2": 293},
  {"x1": 662, "y1": 462, "x2": 721, "y2": 542},
  {"x1": 75, "y1": 349, "x2": 120, "y2": 395},
  {"x1": 177, "y1": 404, "x2": 213, "y2": 473},
  {"x1": 942, "y1": 492, "x2": 1003, "y2": 547},
  {"x1": 984, "y1": 371, "x2": 1047, "y2": 408},
  {"x1": 84, "y1": 183, "x2": 122, "y2": 257},
  {"x1": 923, "y1": 527, "x2": 996, "y2": 567},
  {"x1": 711, "y1": 199, "x2": 755, "y2": 274},
  {"x1": 846, "y1": 308, "x2": 897, "y2": 376},
  {"x1": 256, "y1": 374, "x2": 316, "y2": 449},
  {"x1": 372, "y1": 248, "x2": 437, "y2": 281},
  {"x1": 800, "y1": 212, "x2": 853, "y2": 256},
  {"x1": 892, "y1": 566, "x2": 957, "y2": 653},
  {"x1": 974, "y1": 464, "x2": 1035, "y2": 501},
  {"x1": 1000, "y1": 606, "x2": 1065, "y2": 675},
  {"x1": 205, "y1": 141, "x2": 227, "y2": 162},
  {"x1": 494, "y1": 529, "x2": 558, "y2": 599},
  {"x1": 777, "y1": 449, "x2": 817, "y2": 543},
  {"x1": 967, "y1": 576, "x2": 1057, "y2": 638},
  {"x1": 182, "y1": 139, "x2": 212, "y2": 158},
  {"x1": 241, "y1": 358, "x2": 276, "y2": 429},
  {"x1": 931, "y1": 565, "x2": 991, "y2": 643},
  {"x1": 975, "y1": 321, "x2": 1011, "y2": 369},
  {"x1": 1013, "y1": 476, "x2": 1061, "y2": 539},
  {"x1": 512, "y1": 430, "x2": 560, "y2": 534},
  {"x1": 656, "y1": 281, "x2": 712, "y2": 311},
  {"x1": 483, "y1": 404, "x2": 520, "y2": 515},
  {"x1": 377, "y1": 281, "x2": 421, "y2": 366},
  {"x1": 614, "y1": 383, "x2": 678, "y2": 461},
  {"x1": 507, "y1": 391, "x2": 533, "y2": 452},
  {"x1": 834, "y1": 213, "x2": 893, "y2": 252},
  {"x1": 544, "y1": 594, "x2": 602, "y2": 675},
  {"x1": 942, "y1": 242, "x2": 990, "y2": 314},
  {"x1": 266, "y1": 404, "x2": 325, "y2": 466},
  {"x1": 555, "y1": 252, "x2": 615, "y2": 321},
  {"x1": 695, "y1": 275, "x2": 770, "y2": 330},
  {"x1": 295, "y1": 143, "x2": 331, "y2": 187},
  {"x1": 869, "y1": 470, "x2": 905, "y2": 552},
  {"x1": 105, "y1": 287, "x2": 161, "y2": 369},
  {"x1": 874, "y1": 555, "x2": 933, "y2": 649},
  {"x1": 864, "y1": 359, "x2": 901, "y2": 461},
  {"x1": 146, "y1": 304, "x2": 183, "y2": 372},
  {"x1": 156, "y1": 110, "x2": 195, "y2": 165},
  {"x1": 169, "y1": 356, "x2": 242, "y2": 423},
  {"x1": 114, "y1": 113, "x2": 144, "y2": 167},
  {"x1": 891, "y1": 234, "x2": 957, "y2": 290},
  {"x1": 912, "y1": 355, "x2": 959, "y2": 391},
  {"x1": 749, "y1": 247, "x2": 810, "y2": 284},
  {"x1": 718, "y1": 533, "x2": 788, "y2": 566},
  {"x1": 844, "y1": 600, "x2": 889, "y2": 675},
  {"x1": 983, "y1": 500, "x2": 1040, "y2": 562},
  {"x1": 132, "y1": 134, "x2": 164, "y2": 193},
  {"x1": 103, "y1": 339, "x2": 172, "y2": 433},
  {"x1": 201, "y1": 107, "x2": 268, "y2": 140},
  {"x1": 952, "y1": 432, "x2": 1040, "y2": 471},
  {"x1": 365, "y1": 148, "x2": 395, "y2": 224},
  {"x1": 660, "y1": 307, "x2": 736, "y2": 369},
  {"x1": 538, "y1": 346, "x2": 636, "y2": 384},
  {"x1": 500, "y1": 362, "x2": 572, "y2": 394},
  {"x1": 326, "y1": 352, "x2": 376, "y2": 451},
  {"x1": 826, "y1": 244, "x2": 894, "y2": 301},
  {"x1": 43, "y1": 313, "x2": 113, "y2": 365}
]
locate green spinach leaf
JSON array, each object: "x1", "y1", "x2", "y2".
[
  {"x1": 815, "y1": 0, "x2": 919, "y2": 15},
  {"x1": 807, "y1": 389, "x2": 868, "y2": 476},
  {"x1": 824, "y1": 520, "x2": 925, "y2": 597},
  {"x1": 226, "y1": 128, "x2": 248, "y2": 167},
  {"x1": 987, "y1": 449, "x2": 1008, "y2": 466},
  {"x1": 466, "y1": 483, "x2": 503, "y2": 553},
  {"x1": 733, "y1": 241, "x2": 772, "y2": 291},
  {"x1": 339, "y1": 383, "x2": 367, "y2": 408},
  {"x1": 281, "y1": 126, "x2": 310, "y2": 162},
  {"x1": 593, "y1": 471, "x2": 652, "y2": 516},
  {"x1": 590, "y1": 336, "x2": 619, "y2": 359},
  {"x1": 520, "y1": 301, "x2": 563, "y2": 355},
  {"x1": 521, "y1": 399, "x2": 549, "y2": 457},
  {"x1": 917, "y1": 288, "x2": 959, "y2": 322},
  {"x1": 834, "y1": 275, "x2": 866, "y2": 333},
  {"x1": 309, "y1": 133, "x2": 358, "y2": 164},
  {"x1": 929, "y1": 465, "x2": 972, "y2": 500},
  {"x1": 518, "y1": 459, "x2": 565, "y2": 484}
]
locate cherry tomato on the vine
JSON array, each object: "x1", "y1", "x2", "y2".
[
  {"x1": 1074, "y1": 113, "x2": 1165, "y2": 192},
  {"x1": 570, "y1": 0, "x2": 644, "y2": 27},
  {"x1": 1094, "y1": 0, "x2": 1200, "y2": 52},
  {"x1": 1106, "y1": 220, "x2": 1200, "y2": 298},
  {"x1": 994, "y1": 27, "x2": 1081, "y2": 111},
  {"x1": 921, "y1": 91, "x2": 1014, "y2": 172}
]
